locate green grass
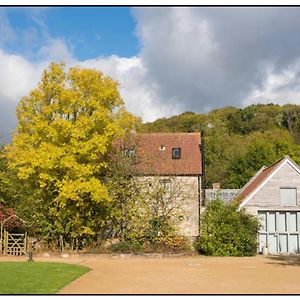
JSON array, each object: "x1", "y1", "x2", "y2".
[{"x1": 0, "y1": 261, "x2": 90, "y2": 294}]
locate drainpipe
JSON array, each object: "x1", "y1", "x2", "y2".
[
  {"x1": 197, "y1": 175, "x2": 201, "y2": 238},
  {"x1": 200, "y1": 131, "x2": 206, "y2": 205},
  {"x1": 199, "y1": 131, "x2": 206, "y2": 237}
]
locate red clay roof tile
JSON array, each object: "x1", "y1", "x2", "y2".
[
  {"x1": 236, "y1": 156, "x2": 286, "y2": 202},
  {"x1": 130, "y1": 133, "x2": 202, "y2": 175}
]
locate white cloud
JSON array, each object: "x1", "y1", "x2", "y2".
[
  {"x1": 37, "y1": 38, "x2": 74, "y2": 62},
  {"x1": 4, "y1": 7, "x2": 300, "y2": 140},
  {"x1": 133, "y1": 7, "x2": 300, "y2": 112},
  {"x1": 0, "y1": 50, "x2": 47, "y2": 140},
  {"x1": 245, "y1": 59, "x2": 300, "y2": 106},
  {"x1": 133, "y1": 8, "x2": 223, "y2": 112},
  {"x1": 0, "y1": 50, "x2": 45, "y2": 101},
  {"x1": 0, "y1": 43, "x2": 180, "y2": 141},
  {"x1": 80, "y1": 55, "x2": 182, "y2": 121}
]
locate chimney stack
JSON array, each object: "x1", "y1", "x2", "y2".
[{"x1": 212, "y1": 182, "x2": 220, "y2": 190}]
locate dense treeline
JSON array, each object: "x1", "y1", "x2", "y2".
[{"x1": 140, "y1": 104, "x2": 300, "y2": 189}]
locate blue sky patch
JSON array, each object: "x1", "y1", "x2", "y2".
[{"x1": 2, "y1": 7, "x2": 139, "y2": 61}]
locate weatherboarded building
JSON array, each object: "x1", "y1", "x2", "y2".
[{"x1": 234, "y1": 156, "x2": 300, "y2": 254}]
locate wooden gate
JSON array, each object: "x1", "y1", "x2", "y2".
[{"x1": 1, "y1": 230, "x2": 27, "y2": 256}]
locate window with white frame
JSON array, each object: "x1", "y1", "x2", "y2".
[{"x1": 280, "y1": 187, "x2": 297, "y2": 206}]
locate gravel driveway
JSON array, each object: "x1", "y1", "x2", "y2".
[
  {"x1": 59, "y1": 254, "x2": 300, "y2": 294},
  {"x1": 1, "y1": 254, "x2": 299, "y2": 294}
]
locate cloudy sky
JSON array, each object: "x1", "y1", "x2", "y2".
[{"x1": 2, "y1": 7, "x2": 300, "y2": 141}]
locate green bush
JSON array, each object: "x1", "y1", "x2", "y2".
[
  {"x1": 196, "y1": 199, "x2": 259, "y2": 256},
  {"x1": 144, "y1": 217, "x2": 175, "y2": 244},
  {"x1": 110, "y1": 241, "x2": 142, "y2": 253},
  {"x1": 164, "y1": 236, "x2": 190, "y2": 251}
]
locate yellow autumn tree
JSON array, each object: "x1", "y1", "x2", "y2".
[{"x1": 6, "y1": 62, "x2": 140, "y2": 249}]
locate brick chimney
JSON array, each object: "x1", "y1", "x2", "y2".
[{"x1": 212, "y1": 182, "x2": 220, "y2": 190}]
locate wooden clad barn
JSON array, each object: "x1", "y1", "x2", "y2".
[{"x1": 234, "y1": 155, "x2": 300, "y2": 254}]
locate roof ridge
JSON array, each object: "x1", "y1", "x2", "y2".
[
  {"x1": 263, "y1": 156, "x2": 287, "y2": 171},
  {"x1": 236, "y1": 156, "x2": 292, "y2": 208},
  {"x1": 234, "y1": 166, "x2": 266, "y2": 199}
]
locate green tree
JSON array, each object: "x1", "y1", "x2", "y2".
[
  {"x1": 106, "y1": 151, "x2": 190, "y2": 251},
  {"x1": 226, "y1": 129, "x2": 300, "y2": 188},
  {"x1": 281, "y1": 104, "x2": 300, "y2": 143},
  {"x1": 226, "y1": 137, "x2": 276, "y2": 188},
  {"x1": 6, "y1": 63, "x2": 139, "y2": 249},
  {"x1": 227, "y1": 104, "x2": 283, "y2": 135},
  {"x1": 141, "y1": 103, "x2": 300, "y2": 188},
  {"x1": 0, "y1": 146, "x2": 9, "y2": 205},
  {"x1": 140, "y1": 177, "x2": 187, "y2": 244},
  {"x1": 103, "y1": 137, "x2": 143, "y2": 242},
  {"x1": 196, "y1": 199, "x2": 259, "y2": 256}
]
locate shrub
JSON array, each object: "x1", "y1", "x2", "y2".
[
  {"x1": 164, "y1": 236, "x2": 189, "y2": 251},
  {"x1": 196, "y1": 199, "x2": 259, "y2": 256},
  {"x1": 144, "y1": 217, "x2": 175, "y2": 244},
  {"x1": 110, "y1": 241, "x2": 142, "y2": 253}
]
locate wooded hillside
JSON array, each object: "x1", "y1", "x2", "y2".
[{"x1": 140, "y1": 104, "x2": 300, "y2": 189}]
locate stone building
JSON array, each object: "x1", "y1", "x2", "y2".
[{"x1": 125, "y1": 132, "x2": 203, "y2": 240}]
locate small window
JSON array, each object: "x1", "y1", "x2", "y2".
[
  {"x1": 124, "y1": 147, "x2": 136, "y2": 157},
  {"x1": 159, "y1": 179, "x2": 171, "y2": 189},
  {"x1": 159, "y1": 179, "x2": 171, "y2": 196},
  {"x1": 172, "y1": 148, "x2": 181, "y2": 159},
  {"x1": 280, "y1": 188, "x2": 297, "y2": 206}
]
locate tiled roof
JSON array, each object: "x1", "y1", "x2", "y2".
[
  {"x1": 129, "y1": 133, "x2": 202, "y2": 175},
  {"x1": 234, "y1": 156, "x2": 287, "y2": 203}
]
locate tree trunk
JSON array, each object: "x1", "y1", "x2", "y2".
[
  {"x1": 75, "y1": 237, "x2": 78, "y2": 252},
  {"x1": 59, "y1": 235, "x2": 64, "y2": 253},
  {"x1": 71, "y1": 238, "x2": 74, "y2": 252}
]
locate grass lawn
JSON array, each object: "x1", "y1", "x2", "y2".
[{"x1": 0, "y1": 261, "x2": 90, "y2": 294}]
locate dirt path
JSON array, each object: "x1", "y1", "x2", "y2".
[{"x1": 2, "y1": 254, "x2": 300, "y2": 294}]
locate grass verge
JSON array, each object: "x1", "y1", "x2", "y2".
[{"x1": 0, "y1": 261, "x2": 90, "y2": 294}]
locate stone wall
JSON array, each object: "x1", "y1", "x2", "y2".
[{"x1": 137, "y1": 175, "x2": 201, "y2": 238}]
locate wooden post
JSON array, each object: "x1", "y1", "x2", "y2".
[
  {"x1": 75, "y1": 237, "x2": 78, "y2": 252},
  {"x1": 59, "y1": 235, "x2": 64, "y2": 253},
  {"x1": 24, "y1": 231, "x2": 27, "y2": 255},
  {"x1": 4, "y1": 230, "x2": 8, "y2": 255},
  {"x1": 0, "y1": 222, "x2": 2, "y2": 255}
]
